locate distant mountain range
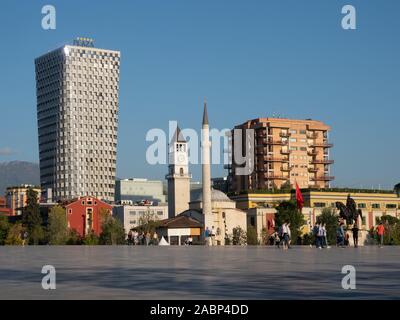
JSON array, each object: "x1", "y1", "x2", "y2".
[{"x1": 0, "y1": 161, "x2": 40, "y2": 195}]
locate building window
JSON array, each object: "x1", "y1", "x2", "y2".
[
  {"x1": 372, "y1": 204, "x2": 380, "y2": 209},
  {"x1": 386, "y1": 204, "x2": 397, "y2": 209},
  {"x1": 289, "y1": 130, "x2": 297, "y2": 134},
  {"x1": 299, "y1": 130, "x2": 306, "y2": 134},
  {"x1": 357, "y1": 203, "x2": 366, "y2": 209},
  {"x1": 314, "y1": 202, "x2": 326, "y2": 208},
  {"x1": 250, "y1": 216, "x2": 255, "y2": 226}
]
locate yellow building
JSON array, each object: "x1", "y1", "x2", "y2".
[
  {"x1": 230, "y1": 188, "x2": 400, "y2": 242},
  {"x1": 228, "y1": 117, "x2": 333, "y2": 192},
  {"x1": 5, "y1": 185, "x2": 41, "y2": 215}
]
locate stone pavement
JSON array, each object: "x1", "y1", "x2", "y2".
[{"x1": 0, "y1": 246, "x2": 399, "y2": 299}]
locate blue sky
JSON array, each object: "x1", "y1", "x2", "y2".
[{"x1": 0, "y1": 0, "x2": 399, "y2": 189}]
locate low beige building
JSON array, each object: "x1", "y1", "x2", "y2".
[
  {"x1": 5, "y1": 185, "x2": 41, "y2": 215},
  {"x1": 231, "y1": 188, "x2": 400, "y2": 245}
]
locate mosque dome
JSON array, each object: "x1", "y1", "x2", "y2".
[{"x1": 191, "y1": 188, "x2": 233, "y2": 203}]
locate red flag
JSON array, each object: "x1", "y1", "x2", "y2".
[{"x1": 295, "y1": 182, "x2": 304, "y2": 211}]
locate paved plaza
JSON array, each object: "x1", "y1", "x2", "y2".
[{"x1": 0, "y1": 246, "x2": 399, "y2": 300}]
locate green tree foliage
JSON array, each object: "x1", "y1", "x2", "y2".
[
  {"x1": 22, "y1": 187, "x2": 44, "y2": 244},
  {"x1": 317, "y1": 207, "x2": 339, "y2": 245},
  {"x1": 46, "y1": 205, "x2": 68, "y2": 245},
  {"x1": 83, "y1": 231, "x2": 99, "y2": 245},
  {"x1": 0, "y1": 216, "x2": 10, "y2": 245},
  {"x1": 232, "y1": 226, "x2": 247, "y2": 245},
  {"x1": 137, "y1": 209, "x2": 162, "y2": 234},
  {"x1": 66, "y1": 229, "x2": 82, "y2": 245},
  {"x1": 247, "y1": 226, "x2": 258, "y2": 245},
  {"x1": 99, "y1": 212, "x2": 126, "y2": 245},
  {"x1": 5, "y1": 223, "x2": 24, "y2": 245},
  {"x1": 374, "y1": 216, "x2": 400, "y2": 245},
  {"x1": 274, "y1": 200, "x2": 305, "y2": 243}
]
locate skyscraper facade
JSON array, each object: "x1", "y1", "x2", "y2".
[{"x1": 35, "y1": 38, "x2": 120, "y2": 202}]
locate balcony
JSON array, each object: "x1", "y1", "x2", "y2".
[
  {"x1": 280, "y1": 149, "x2": 290, "y2": 155},
  {"x1": 307, "y1": 132, "x2": 318, "y2": 139},
  {"x1": 263, "y1": 156, "x2": 289, "y2": 162},
  {"x1": 310, "y1": 175, "x2": 335, "y2": 181},
  {"x1": 307, "y1": 149, "x2": 318, "y2": 156},
  {"x1": 310, "y1": 159, "x2": 334, "y2": 164},
  {"x1": 256, "y1": 131, "x2": 267, "y2": 138},
  {"x1": 279, "y1": 132, "x2": 291, "y2": 138},
  {"x1": 264, "y1": 173, "x2": 289, "y2": 180},
  {"x1": 308, "y1": 167, "x2": 318, "y2": 173},
  {"x1": 267, "y1": 137, "x2": 288, "y2": 145},
  {"x1": 280, "y1": 166, "x2": 291, "y2": 172},
  {"x1": 310, "y1": 142, "x2": 334, "y2": 148}
]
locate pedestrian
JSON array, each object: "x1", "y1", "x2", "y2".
[
  {"x1": 344, "y1": 232, "x2": 350, "y2": 246},
  {"x1": 317, "y1": 223, "x2": 325, "y2": 249},
  {"x1": 313, "y1": 223, "x2": 320, "y2": 248},
  {"x1": 205, "y1": 227, "x2": 210, "y2": 246},
  {"x1": 152, "y1": 231, "x2": 159, "y2": 245},
  {"x1": 322, "y1": 223, "x2": 330, "y2": 249},
  {"x1": 211, "y1": 226, "x2": 216, "y2": 246},
  {"x1": 188, "y1": 236, "x2": 193, "y2": 245},
  {"x1": 273, "y1": 231, "x2": 281, "y2": 248},
  {"x1": 337, "y1": 222, "x2": 345, "y2": 248},
  {"x1": 133, "y1": 230, "x2": 138, "y2": 245},
  {"x1": 282, "y1": 221, "x2": 290, "y2": 250},
  {"x1": 376, "y1": 222, "x2": 385, "y2": 247},
  {"x1": 287, "y1": 222, "x2": 292, "y2": 249},
  {"x1": 145, "y1": 232, "x2": 151, "y2": 246},
  {"x1": 138, "y1": 232, "x2": 144, "y2": 245},
  {"x1": 127, "y1": 230, "x2": 133, "y2": 245},
  {"x1": 351, "y1": 224, "x2": 359, "y2": 248}
]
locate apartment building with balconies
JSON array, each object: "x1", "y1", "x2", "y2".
[{"x1": 228, "y1": 117, "x2": 333, "y2": 192}]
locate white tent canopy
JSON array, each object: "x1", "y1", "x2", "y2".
[{"x1": 158, "y1": 236, "x2": 170, "y2": 246}]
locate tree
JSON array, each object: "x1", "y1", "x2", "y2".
[
  {"x1": 66, "y1": 229, "x2": 82, "y2": 245},
  {"x1": 83, "y1": 231, "x2": 99, "y2": 245},
  {"x1": 247, "y1": 226, "x2": 258, "y2": 245},
  {"x1": 46, "y1": 205, "x2": 68, "y2": 245},
  {"x1": 5, "y1": 223, "x2": 24, "y2": 245},
  {"x1": 274, "y1": 200, "x2": 305, "y2": 244},
  {"x1": 137, "y1": 208, "x2": 162, "y2": 234},
  {"x1": 99, "y1": 213, "x2": 126, "y2": 245},
  {"x1": 317, "y1": 207, "x2": 339, "y2": 245},
  {"x1": 232, "y1": 226, "x2": 247, "y2": 245},
  {"x1": 22, "y1": 187, "x2": 44, "y2": 244},
  {"x1": 0, "y1": 216, "x2": 10, "y2": 245}
]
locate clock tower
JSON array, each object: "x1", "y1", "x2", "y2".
[{"x1": 166, "y1": 126, "x2": 191, "y2": 218}]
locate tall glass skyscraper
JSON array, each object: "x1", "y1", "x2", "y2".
[{"x1": 35, "y1": 38, "x2": 120, "y2": 202}]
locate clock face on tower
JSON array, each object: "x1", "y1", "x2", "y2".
[{"x1": 177, "y1": 154, "x2": 186, "y2": 164}]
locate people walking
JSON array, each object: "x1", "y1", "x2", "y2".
[
  {"x1": 287, "y1": 222, "x2": 292, "y2": 249},
  {"x1": 317, "y1": 223, "x2": 325, "y2": 249},
  {"x1": 127, "y1": 230, "x2": 133, "y2": 245},
  {"x1": 313, "y1": 223, "x2": 320, "y2": 248},
  {"x1": 145, "y1": 232, "x2": 151, "y2": 246},
  {"x1": 282, "y1": 221, "x2": 290, "y2": 250},
  {"x1": 337, "y1": 222, "x2": 345, "y2": 248},
  {"x1": 205, "y1": 227, "x2": 211, "y2": 246},
  {"x1": 377, "y1": 222, "x2": 385, "y2": 247},
  {"x1": 351, "y1": 224, "x2": 359, "y2": 248},
  {"x1": 152, "y1": 231, "x2": 159, "y2": 245},
  {"x1": 322, "y1": 223, "x2": 330, "y2": 249}
]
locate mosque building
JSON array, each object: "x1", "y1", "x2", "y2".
[{"x1": 157, "y1": 101, "x2": 247, "y2": 245}]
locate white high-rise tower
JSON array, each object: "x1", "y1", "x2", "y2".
[
  {"x1": 35, "y1": 38, "x2": 120, "y2": 202},
  {"x1": 166, "y1": 126, "x2": 191, "y2": 218}
]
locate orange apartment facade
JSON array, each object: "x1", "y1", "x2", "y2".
[{"x1": 228, "y1": 117, "x2": 333, "y2": 192}]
